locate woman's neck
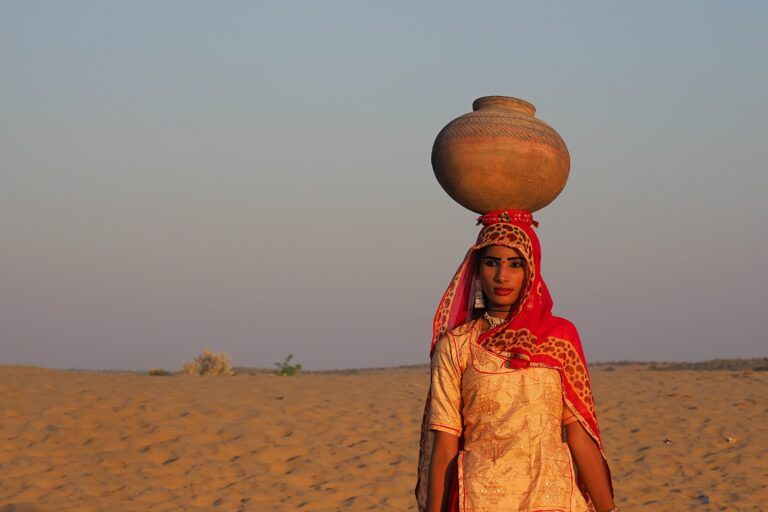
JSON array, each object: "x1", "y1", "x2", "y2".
[{"x1": 484, "y1": 308, "x2": 511, "y2": 320}]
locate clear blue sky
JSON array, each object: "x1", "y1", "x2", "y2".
[{"x1": 2, "y1": 1, "x2": 767, "y2": 370}]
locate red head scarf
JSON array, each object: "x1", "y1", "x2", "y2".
[{"x1": 416, "y1": 210, "x2": 612, "y2": 511}]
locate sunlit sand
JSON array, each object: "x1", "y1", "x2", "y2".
[{"x1": 1, "y1": 362, "x2": 766, "y2": 511}]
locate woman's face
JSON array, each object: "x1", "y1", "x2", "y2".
[{"x1": 478, "y1": 245, "x2": 526, "y2": 312}]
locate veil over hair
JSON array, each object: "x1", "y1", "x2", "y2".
[{"x1": 415, "y1": 210, "x2": 612, "y2": 512}]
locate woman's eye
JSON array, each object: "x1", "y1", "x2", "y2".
[
  {"x1": 510, "y1": 261, "x2": 524, "y2": 268},
  {"x1": 483, "y1": 260, "x2": 498, "y2": 267}
]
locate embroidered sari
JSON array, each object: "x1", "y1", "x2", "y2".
[{"x1": 415, "y1": 210, "x2": 612, "y2": 511}]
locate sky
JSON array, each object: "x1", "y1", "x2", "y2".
[{"x1": 1, "y1": 1, "x2": 767, "y2": 371}]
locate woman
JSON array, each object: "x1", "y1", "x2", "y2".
[{"x1": 416, "y1": 210, "x2": 617, "y2": 512}]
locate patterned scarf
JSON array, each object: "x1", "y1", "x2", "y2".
[{"x1": 416, "y1": 210, "x2": 612, "y2": 511}]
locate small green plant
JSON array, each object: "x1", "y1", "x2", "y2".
[
  {"x1": 148, "y1": 368, "x2": 172, "y2": 376},
  {"x1": 274, "y1": 354, "x2": 302, "y2": 376},
  {"x1": 181, "y1": 348, "x2": 234, "y2": 376}
]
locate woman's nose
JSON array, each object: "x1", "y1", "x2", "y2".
[{"x1": 494, "y1": 268, "x2": 509, "y2": 283}]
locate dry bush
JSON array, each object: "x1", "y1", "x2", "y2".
[
  {"x1": 148, "y1": 368, "x2": 172, "y2": 376},
  {"x1": 181, "y1": 348, "x2": 234, "y2": 376}
]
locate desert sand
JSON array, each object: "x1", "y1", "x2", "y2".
[{"x1": 1, "y1": 363, "x2": 766, "y2": 511}]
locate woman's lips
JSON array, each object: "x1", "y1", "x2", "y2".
[{"x1": 493, "y1": 288, "x2": 514, "y2": 296}]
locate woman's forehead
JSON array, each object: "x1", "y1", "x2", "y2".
[{"x1": 480, "y1": 244, "x2": 523, "y2": 258}]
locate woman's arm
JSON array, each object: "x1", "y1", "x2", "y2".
[
  {"x1": 565, "y1": 421, "x2": 616, "y2": 512},
  {"x1": 427, "y1": 431, "x2": 459, "y2": 512}
]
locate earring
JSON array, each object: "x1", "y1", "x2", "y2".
[{"x1": 474, "y1": 280, "x2": 485, "y2": 309}]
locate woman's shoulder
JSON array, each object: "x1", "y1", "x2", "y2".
[
  {"x1": 432, "y1": 318, "x2": 481, "y2": 371},
  {"x1": 541, "y1": 316, "x2": 587, "y2": 356},
  {"x1": 448, "y1": 317, "x2": 483, "y2": 337},
  {"x1": 446, "y1": 317, "x2": 483, "y2": 351},
  {"x1": 542, "y1": 315, "x2": 579, "y2": 339}
]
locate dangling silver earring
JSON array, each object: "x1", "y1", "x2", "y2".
[{"x1": 474, "y1": 280, "x2": 485, "y2": 309}]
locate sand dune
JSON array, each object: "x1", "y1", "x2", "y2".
[{"x1": 1, "y1": 363, "x2": 766, "y2": 511}]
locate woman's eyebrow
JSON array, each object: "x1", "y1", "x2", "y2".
[{"x1": 482, "y1": 256, "x2": 523, "y2": 261}]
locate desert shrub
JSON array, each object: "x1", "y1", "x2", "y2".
[
  {"x1": 181, "y1": 348, "x2": 234, "y2": 376},
  {"x1": 275, "y1": 354, "x2": 302, "y2": 376},
  {"x1": 148, "y1": 368, "x2": 172, "y2": 376}
]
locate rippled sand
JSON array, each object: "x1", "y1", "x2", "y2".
[{"x1": 1, "y1": 364, "x2": 766, "y2": 511}]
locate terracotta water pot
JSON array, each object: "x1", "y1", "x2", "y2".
[{"x1": 431, "y1": 96, "x2": 570, "y2": 213}]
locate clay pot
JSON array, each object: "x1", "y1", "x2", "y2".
[{"x1": 431, "y1": 96, "x2": 570, "y2": 213}]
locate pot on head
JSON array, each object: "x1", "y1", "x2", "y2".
[{"x1": 431, "y1": 96, "x2": 570, "y2": 214}]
